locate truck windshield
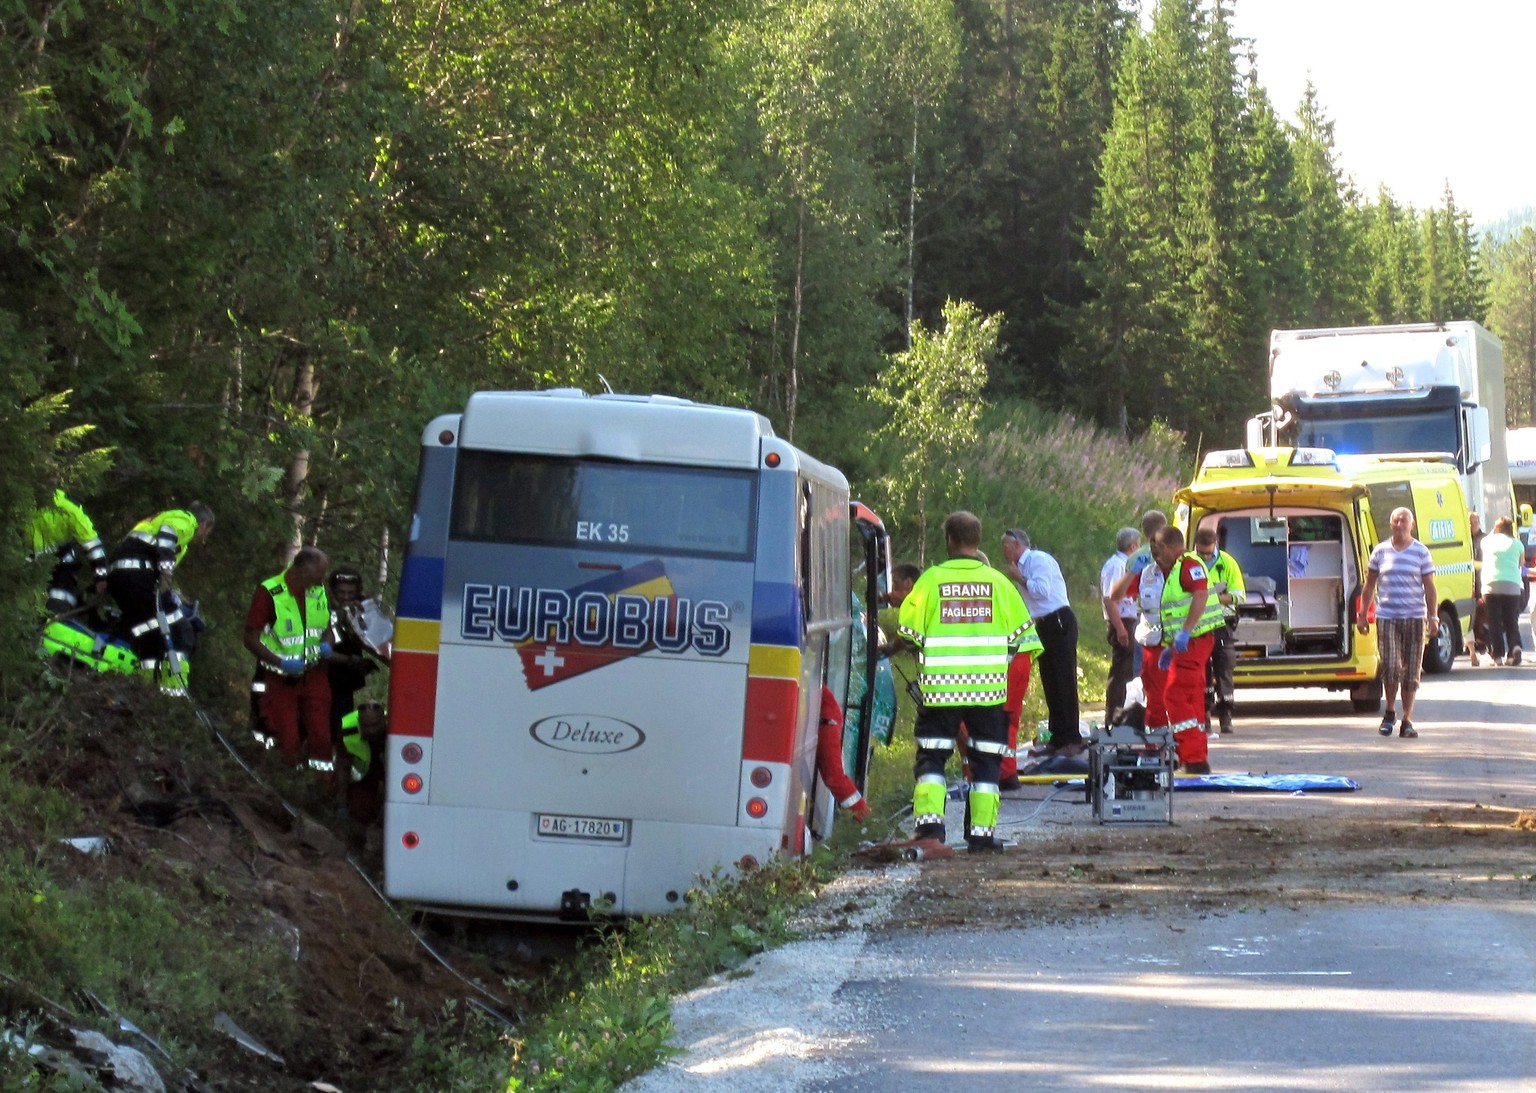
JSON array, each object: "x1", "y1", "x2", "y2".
[{"x1": 1293, "y1": 410, "x2": 1459, "y2": 460}]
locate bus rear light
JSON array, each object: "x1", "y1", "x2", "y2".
[
  {"x1": 400, "y1": 742, "x2": 423, "y2": 764},
  {"x1": 745, "y1": 797, "x2": 769, "y2": 819},
  {"x1": 764, "y1": 452, "x2": 781, "y2": 468},
  {"x1": 438, "y1": 429, "x2": 455, "y2": 445},
  {"x1": 402, "y1": 773, "x2": 424, "y2": 794},
  {"x1": 750, "y1": 766, "x2": 773, "y2": 788},
  {"x1": 402, "y1": 831, "x2": 420, "y2": 849},
  {"x1": 737, "y1": 855, "x2": 759, "y2": 871}
]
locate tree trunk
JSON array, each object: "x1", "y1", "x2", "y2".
[
  {"x1": 282, "y1": 354, "x2": 318, "y2": 562},
  {"x1": 788, "y1": 186, "x2": 806, "y2": 443},
  {"x1": 905, "y1": 101, "x2": 917, "y2": 350}
]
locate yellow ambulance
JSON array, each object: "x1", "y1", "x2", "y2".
[{"x1": 1175, "y1": 448, "x2": 1475, "y2": 713}]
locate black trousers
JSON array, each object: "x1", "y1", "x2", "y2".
[
  {"x1": 1204, "y1": 623, "x2": 1236, "y2": 729},
  {"x1": 1104, "y1": 622, "x2": 1138, "y2": 723},
  {"x1": 1036, "y1": 607, "x2": 1081, "y2": 745},
  {"x1": 1485, "y1": 593, "x2": 1523, "y2": 659},
  {"x1": 107, "y1": 568, "x2": 175, "y2": 659}
]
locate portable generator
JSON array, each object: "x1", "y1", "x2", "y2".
[{"x1": 1088, "y1": 722, "x2": 1175, "y2": 824}]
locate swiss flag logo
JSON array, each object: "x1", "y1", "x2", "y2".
[{"x1": 516, "y1": 560, "x2": 676, "y2": 691}]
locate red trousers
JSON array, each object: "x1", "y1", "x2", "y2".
[
  {"x1": 957, "y1": 654, "x2": 1033, "y2": 783},
  {"x1": 1001, "y1": 653, "x2": 1033, "y2": 780},
  {"x1": 1141, "y1": 635, "x2": 1211, "y2": 765},
  {"x1": 258, "y1": 669, "x2": 334, "y2": 768}
]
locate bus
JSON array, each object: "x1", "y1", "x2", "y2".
[{"x1": 384, "y1": 390, "x2": 885, "y2": 919}]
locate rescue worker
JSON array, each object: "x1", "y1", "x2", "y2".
[
  {"x1": 1109, "y1": 518, "x2": 1169, "y2": 738},
  {"x1": 1151, "y1": 526, "x2": 1223, "y2": 772},
  {"x1": 106, "y1": 502, "x2": 214, "y2": 690},
  {"x1": 1100, "y1": 527, "x2": 1142, "y2": 725},
  {"x1": 816, "y1": 685, "x2": 871, "y2": 823},
  {"x1": 326, "y1": 566, "x2": 383, "y2": 740},
  {"x1": 243, "y1": 546, "x2": 339, "y2": 788},
  {"x1": 898, "y1": 512, "x2": 1038, "y2": 851},
  {"x1": 997, "y1": 636, "x2": 1033, "y2": 790},
  {"x1": 26, "y1": 488, "x2": 109, "y2": 617},
  {"x1": 1128, "y1": 509, "x2": 1167, "y2": 579},
  {"x1": 878, "y1": 562, "x2": 924, "y2": 738},
  {"x1": 1194, "y1": 526, "x2": 1245, "y2": 736},
  {"x1": 336, "y1": 700, "x2": 388, "y2": 824}
]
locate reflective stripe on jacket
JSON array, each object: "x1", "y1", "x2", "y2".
[
  {"x1": 28, "y1": 490, "x2": 107, "y2": 574},
  {"x1": 122, "y1": 509, "x2": 199, "y2": 571},
  {"x1": 1159, "y1": 553, "x2": 1225, "y2": 640},
  {"x1": 258, "y1": 571, "x2": 330, "y2": 673},
  {"x1": 1204, "y1": 548, "x2": 1247, "y2": 621},
  {"x1": 340, "y1": 709, "x2": 371, "y2": 780},
  {"x1": 897, "y1": 557, "x2": 1039, "y2": 707}
]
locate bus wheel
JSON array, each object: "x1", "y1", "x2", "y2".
[
  {"x1": 1422, "y1": 607, "x2": 1458, "y2": 675},
  {"x1": 1349, "y1": 676, "x2": 1382, "y2": 714}
]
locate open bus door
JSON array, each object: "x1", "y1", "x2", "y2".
[{"x1": 845, "y1": 502, "x2": 892, "y2": 792}]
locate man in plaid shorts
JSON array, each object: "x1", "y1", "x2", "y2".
[{"x1": 1356, "y1": 507, "x2": 1438, "y2": 739}]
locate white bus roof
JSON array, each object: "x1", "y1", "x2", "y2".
[{"x1": 450, "y1": 390, "x2": 778, "y2": 469}]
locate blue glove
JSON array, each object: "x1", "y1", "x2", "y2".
[
  {"x1": 1172, "y1": 629, "x2": 1191, "y2": 654},
  {"x1": 279, "y1": 655, "x2": 305, "y2": 675},
  {"x1": 318, "y1": 641, "x2": 334, "y2": 659},
  {"x1": 1157, "y1": 647, "x2": 1172, "y2": 672}
]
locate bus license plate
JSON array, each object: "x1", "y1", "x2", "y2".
[{"x1": 536, "y1": 813, "x2": 627, "y2": 842}]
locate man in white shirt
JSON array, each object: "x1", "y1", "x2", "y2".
[
  {"x1": 1100, "y1": 527, "x2": 1142, "y2": 723},
  {"x1": 1001, "y1": 529, "x2": 1083, "y2": 753}
]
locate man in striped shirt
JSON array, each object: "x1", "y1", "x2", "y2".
[
  {"x1": 899, "y1": 511, "x2": 1040, "y2": 852},
  {"x1": 1357, "y1": 507, "x2": 1437, "y2": 739}
]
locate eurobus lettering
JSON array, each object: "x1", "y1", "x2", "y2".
[{"x1": 459, "y1": 582, "x2": 732, "y2": 656}]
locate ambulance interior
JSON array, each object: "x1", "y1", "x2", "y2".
[{"x1": 1195, "y1": 509, "x2": 1361, "y2": 660}]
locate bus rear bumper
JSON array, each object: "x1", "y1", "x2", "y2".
[{"x1": 383, "y1": 803, "x2": 785, "y2": 918}]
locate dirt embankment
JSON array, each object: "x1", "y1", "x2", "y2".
[
  {"x1": 7, "y1": 676, "x2": 537, "y2": 1091},
  {"x1": 882, "y1": 807, "x2": 1536, "y2": 930}
]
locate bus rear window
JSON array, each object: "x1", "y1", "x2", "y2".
[{"x1": 450, "y1": 451, "x2": 757, "y2": 560}]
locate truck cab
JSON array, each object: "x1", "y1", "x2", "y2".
[{"x1": 1250, "y1": 323, "x2": 1512, "y2": 527}]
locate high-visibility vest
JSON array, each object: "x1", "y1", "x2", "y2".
[
  {"x1": 121, "y1": 510, "x2": 200, "y2": 569},
  {"x1": 1202, "y1": 548, "x2": 1247, "y2": 621},
  {"x1": 339, "y1": 709, "x2": 374, "y2": 780},
  {"x1": 28, "y1": 490, "x2": 107, "y2": 575},
  {"x1": 898, "y1": 557, "x2": 1040, "y2": 707},
  {"x1": 257, "y1": 571, "x2": 330, "y2": 674},
  {"x1": 1159, "y1": 552, "x2": 1226, "y2": 640}
]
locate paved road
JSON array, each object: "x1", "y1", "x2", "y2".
[{"x1": 626, "y1": 630, "x2": 1536, "y2": 1092}]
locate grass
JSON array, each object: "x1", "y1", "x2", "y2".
[{"x1": 501, "y1": 839, "x2": 856, "y2": 1091}]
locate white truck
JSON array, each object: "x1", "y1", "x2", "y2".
[{"x1": 1246, "y1": 322, "x2": 1514, "y2": 525}]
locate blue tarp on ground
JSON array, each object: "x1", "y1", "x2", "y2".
[
  {"x1": 1176, "y1": 773, "x2": 1360, "y2": 792},
  {"x1": 1010, "y1": 762, "x2": 1360, "y2": 793}
]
